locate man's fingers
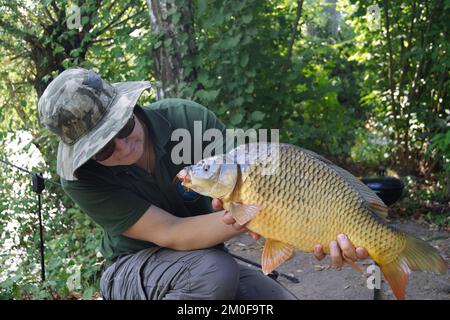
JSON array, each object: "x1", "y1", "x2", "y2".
[
  {"x1": 314, "y1": 244, "x2": 326, "y2": 261},
  {"x1": 232, "y1": 222, "x2": 246, "y2": 231},
  {"x1": 313, "y1": 236, "x2": 368, "y2": 270},
  {"x1": 336, "y1": 234, "x2": 357, "y2": 261},
  {"x1": 329, "y1": 241, "x2": 343, "y2": 268},
  {"x1": 250, "y1": 232, "x2": 260, "y2": 241},
  {"x1": 222, "y1": 211, "x2": 260, "y2": 237},
  {"x1": 223, "y1": 211, "x2": 245, "y2": 231},
  {"x1": 356, "y1": 247, "x2": 369, "y2": 260},
  {"x1": 212, "y1": 198, "x2": 223, "y2": 211},
  {"x1": 222, "y1": 211, "x2": 236, "y2": 225}
]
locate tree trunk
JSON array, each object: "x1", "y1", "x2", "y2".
[
  {"x1": 286, "y1": 0, "x2": 304, "y2": 64},
  {"x1": 146, "y1": 0, "x2": 199, "y2": 100}
]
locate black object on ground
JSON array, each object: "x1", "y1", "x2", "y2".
[{"x1": 362, "y1": 177, "x2": 404, "y2": 206}]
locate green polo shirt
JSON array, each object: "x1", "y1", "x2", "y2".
[{"x1": 61, "y1": 99, "x2": 227, "y2": 264}]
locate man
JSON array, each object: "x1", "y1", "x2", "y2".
[{"x1": 38, "y1": 67, "x2": 368, "y2": 299}]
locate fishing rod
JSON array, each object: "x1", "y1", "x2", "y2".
[
  {"x1": 228, "y1": 252, "x2": 300, "y2": 283},
  {"x1": 0, "y1": 157, "x2": 62, "y2": 283},
  {"x1": 0, "y1": 158, "x2": 61, "y2": 186}
]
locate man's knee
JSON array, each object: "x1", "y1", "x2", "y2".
[{"x1": 189, "y1": 250, "x2": 240, "y2": 300}]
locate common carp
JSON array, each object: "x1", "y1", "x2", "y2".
[{"x1": 177, "y1": 143, "x2": 447, "y2": 300}]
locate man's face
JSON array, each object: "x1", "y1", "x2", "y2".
[{"x1": 94, "y1": 116, "x2": 146, "y2": 167}]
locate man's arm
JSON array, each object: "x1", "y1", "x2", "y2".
[{"x1": 122, "y1": 205, "x2": 243, "y2": 250}]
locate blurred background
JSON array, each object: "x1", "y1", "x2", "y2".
[{"x1": 0, "y1": 0, "x2": 448, "y2": 299}]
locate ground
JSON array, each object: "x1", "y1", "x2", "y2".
[{"x1": 225, "y1": 219, "x2": 450, "y2": 300}]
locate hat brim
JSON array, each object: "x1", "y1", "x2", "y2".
[{"x1": 57, "y1": 80, "x2": 151, "y2": 180}]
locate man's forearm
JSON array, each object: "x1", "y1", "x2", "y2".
[{"x1": 168, "y1": 210, "x2": 244, "y2": 251}]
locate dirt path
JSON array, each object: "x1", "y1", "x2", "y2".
[{"x1": 225, "y1": 219, "x2": 450, "y2": 300}]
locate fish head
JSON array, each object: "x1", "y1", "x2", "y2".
[{"x1": 177, "y1": 155, "x2": 238, "y2": 199}]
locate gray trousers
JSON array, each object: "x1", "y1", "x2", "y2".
[{"x1": 100, "y1": 247, "x2": 297, "y2": 300}]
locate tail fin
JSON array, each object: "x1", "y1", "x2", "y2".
[{"x1": 379, "y1": 235, "x2": 447, "y2": 300}]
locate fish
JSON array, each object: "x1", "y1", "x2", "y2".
[{"x1": 177, "y1": 143, "x2": 448, "y2": 300}]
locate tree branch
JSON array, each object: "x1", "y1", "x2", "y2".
[
  {"x1": 50, "y1": 0, "x2": 64, "y2": 24},
  {"x1": 43, "y1": 4, "x2": 57, "y2": 24},
  {"x1": 434, "y1": 69, "x2": 447, "y2": 114},
  {"x1": 106, "y1": 8, "x2": 147, "y2": 32},
  {"x1": 94, "y1": 5, "x2": 131, "y2": 36},
  {"x1": 286, "y1": 0, "x2": 304, "y2": 63},
  {"x1": 6, "y1": 80, "x2": 34, "y2": 133},
  {"x1": 383, "y1": 0, "x2": 399, "y2": 123},
  {"x1": 398, "y1": 0, "x2": 417, "y2": 93}
]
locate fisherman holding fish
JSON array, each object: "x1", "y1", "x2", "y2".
[{"x1": 38, "y1": 68, "x2": 377, "y2": 300}]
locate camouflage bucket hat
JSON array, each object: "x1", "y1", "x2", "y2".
[{"x1": 38, "y1": 67, "x2": 151, "y2": 180}]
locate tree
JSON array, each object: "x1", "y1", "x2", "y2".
[
  {"x1": 350, "y1": 0, "x2": 449, "y2": 175},
  {"x1": 0, "y1": 0, "x2": 153, "y2": 299},
  {"x1": 0, "y1": 0, "x2": 151, "y2": 160},
  {"x1": 146, "y1": 0, "x2": 200, "y2": 99}
]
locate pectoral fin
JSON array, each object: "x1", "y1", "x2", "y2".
[
  {"x1": 262, "y1": 239, "x2": 294, "y2": 275},
  {"x1": 229, "y1": 202, "x2": 263, "y2": 225}
]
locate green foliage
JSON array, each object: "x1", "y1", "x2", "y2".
[
  {"x1": 0, "y1": 0, "x2": 448, "y2": 299},
  {"x1": 348, "y1": 0, "x2": 450, "y2": 174},
  {"x1": 430, "y1": 131, "x2": 450, "y2": 172},
  {"x1": 351, "y1": 127, "x2": 390, "y2": 166},
  {"x1": 186, "y1": 0, "x2": 364, "y2": 157},
  {"x1": 0, "y1": 136, "x2": 103, "y2": 299}
]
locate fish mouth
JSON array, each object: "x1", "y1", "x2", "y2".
[{"x1": 177, "y1": 168, "x2": 192, "y2": 186}]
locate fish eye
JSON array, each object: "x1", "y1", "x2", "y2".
[{"x1": 203, "y1": 164, "x2": 210, "y2": 172}]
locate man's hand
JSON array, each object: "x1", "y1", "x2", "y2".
[
  {"x1": 213, "y1": 198, "x2": 369, "y2": 267},
  {"x1": 212, "y1": 199, "x2": 260, "y2": 240},
  {"x1": 313, "y1": 235, "x2": 369, "y2": 268}
]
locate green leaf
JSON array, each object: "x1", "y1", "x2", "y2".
[
  {"x1": 242, "y1": 14, "x2": 253, "y2": 24},
  {"x1": 197, "y1": 72, "x2": 210, "y2": 86},
  {"x1": 70, "y1": 48, "x2": 82, "y2": 58},
  {"x1": 251, "y1": 111, "x2": 265, "y2": 122},
  {"x1": 196, "y1": 89, "x2": 220, "y2": 101},
  {"x1": 90, "y1": 45, "x2": 102, "y2": 56},
  {"x1": 445, "y1": 0, "x2": 450, "y2": 9},
  {"x1": 172, "y1": 13, "x2": 181, "y2": 24},
  {"x1": 212, "y1": 13, "x2": 225, "y2": 25},
  {"x1": 233, "y1": 97, "x2": 244, "y2": 106},
  {"x1": 240, "y1": 53, "x2": 249, "y2": 67},
  {"x1": 163, "y1": 38, "x2": 173, "y2": 47},
  {"x1": 82, "y1": 287, "x2": 95, "y2": 300},
  {"x1": 230, "y1": 113, "x2": 244, "y2": 126},
  {"x1": 111, "y1": 47, "x2": 122, "y2": 58},
  {"x1": 203, "y1": 13, "x2": 224, "y2": 28},
  {"x1": 179, "y1": 33, "x2": 189, "y2": 43},
  {"x1": 245, "y1": 82, "x2": 254, "y2": 94},
  {"x1": 154, "y1": 41, "x2": 162, "y2": 49},
  {"x1": 216, "y1": 105, "x2": 228, "y2": 115},
  {"x1": 81, "y1": 16, "x2": 90, "y2": 26},
  {"x1": 197, "y1": 0, "x2": 207, "y2": 16},
  {"x1": 53, "y1": 45, "x2": 65, "y2": 55}
]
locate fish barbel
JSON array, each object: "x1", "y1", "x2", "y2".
[{"x1": 177, "y1": 143, "x2": 447, "y2": 299}]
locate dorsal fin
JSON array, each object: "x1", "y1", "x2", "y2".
[
  {"x1": 299, "y1": 147, "x2": 389, "y2": 220},
  {"x1": 330, "y1": 166, "x2": 389, "y2": 219}
]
